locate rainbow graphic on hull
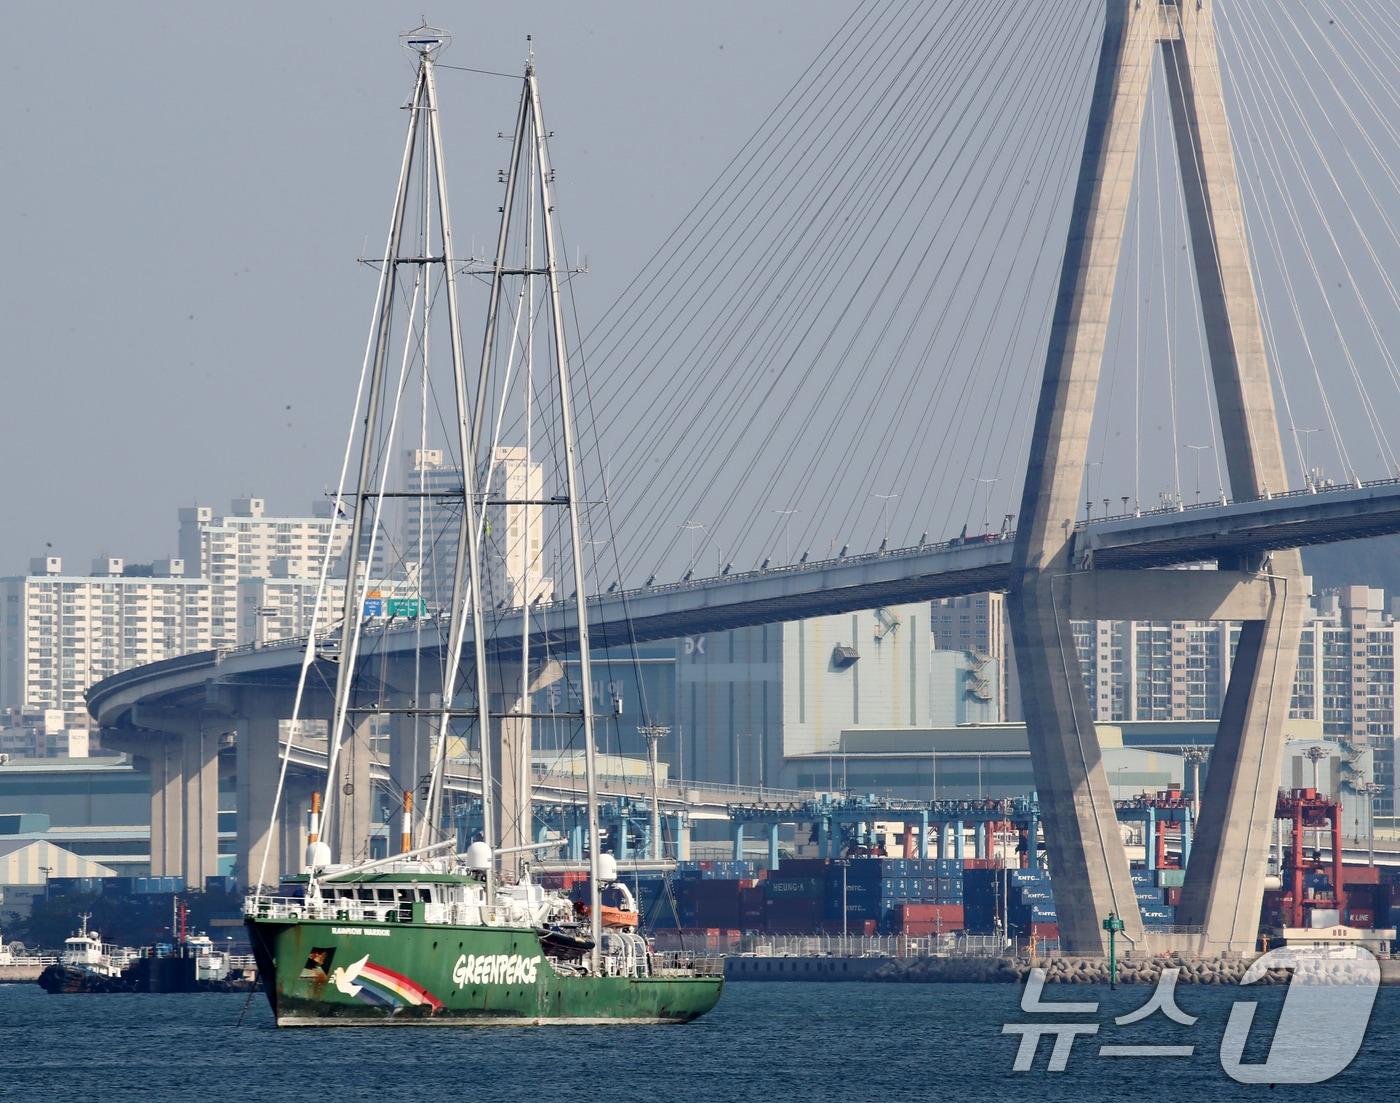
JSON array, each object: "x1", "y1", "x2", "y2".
[{"x1": 331, "y1": 954, "x2": 443, "y2": 1012}]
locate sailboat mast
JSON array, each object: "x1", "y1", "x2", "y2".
[
  {"x1": 420, "y1": 49, "x2": 498, "y2": 897},
  {"x1": 527, "y1": 64, "x2": 604, "y2": 972},
  {"x1": 320, "y1": 64, "x2": 428, "y2": 851},
  {"x1": 516, "y1": 131, "x2": 538, "y2": 875}
]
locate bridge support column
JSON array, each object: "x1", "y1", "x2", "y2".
[
  {"x1": 1145, "y1": 808, "x2": 1157, "y2": 872},
  {"x1": 1182, "y1": 806, "x2": 1193, "y2": 868},
  {"x1": 236, "y1": 714, "x2": 281, "y2": 889},
  {"x1": 954, "y1": 820, "x2": 964, "y2": 862},
  {"x1": 570, "y1": 824, "x2": 584, "y2": 862},
  {"x1": 817, "y1": 816, "x2": 830, "y2": 859},
  {"x1": 387, "y1": 711, "x2": 424, "y2": 833},
  {"x1": 490, "y1": 662, "x2": 560, "y2": 876},
  {"x1": 919, "y1": 812, "x2": 930, "y2": 860},
  {"x1": 1178, "y1": 567, "x2": 1303, "y2": 950},
  {"x1": 732, "y1": 823, "x2": 745, "y2": 861},
  {"x1": 768, "y1": 824, "x2": 780, "y2": 870},
  {"x1": 280, "y1": 774, "x2": 318, "y2": 876},
  {"x1": 128, "y1": 734, "x2": 183, "y2": 879},
  {"x1": 180, "y1": 725, "x2": 221, "y2": 889},
  {"x1": 490, "y1": 693, "x2": 530, "y2": 875},
  {"x1": 1004, "y1": 0, "x2": 1315, "y2": 953}
]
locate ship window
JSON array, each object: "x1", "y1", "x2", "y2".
[
  {"x1": 377, "y1": 889, "x2": 395, "y2": 902},
  {"x1": 418, "y1": 889, "x2": 431, "y2": 902}
]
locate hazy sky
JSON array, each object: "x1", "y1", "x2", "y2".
[
  {"x1": 3, "y1": 2, "x2": 1396, "y2": 580},
  {"x1": 1, "y1": 1, "x2": 845, "y2": 571}
]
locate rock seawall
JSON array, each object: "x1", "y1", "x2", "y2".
[{"x1": 872, "y1": 955, "x2": 1376, "y2": 985}]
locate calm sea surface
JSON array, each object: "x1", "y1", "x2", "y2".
[{"x1": 3, "y1": 980, "x2": 1396, "y2": 1102}]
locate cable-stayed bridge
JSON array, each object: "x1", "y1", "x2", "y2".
[{"x1": 87, "y1": 0, "x2": 1399, "y2": 956}]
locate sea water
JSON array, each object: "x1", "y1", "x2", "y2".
[{"x1": 3, "y1": 980, "x2": 1396, "y2": 1101}]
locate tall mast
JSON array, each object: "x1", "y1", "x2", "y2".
[
  {"x1": 319, "y1": 62, "x2": 427, "y2": 848},
  {"x1": 527, "y1": 63, "x2": 604, "y2": 973},
  {"x1": 419, "y1": 39, "x2": 497, "y2": 896},
  {"x1": 516, "y1": 125, "x2": 538, "y2": 875}
]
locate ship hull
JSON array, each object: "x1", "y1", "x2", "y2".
[
  {"x1": 37, "y1": 964, "x2": 133, "y2": 994},
  {"x1": 246, "y1": 917, "x2": 722, "y2": 1026}
]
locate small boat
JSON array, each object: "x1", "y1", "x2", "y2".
[{"x1": 37, "y1": 916, "x2": 136, "y2": 994}]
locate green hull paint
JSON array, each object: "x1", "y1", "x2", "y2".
[{"x1": 246, "y1": 917, "x2": 723, "y2": 1026}]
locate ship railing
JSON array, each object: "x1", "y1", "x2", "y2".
[
  {"x1": 652, "y1": 950, "x2": 724, "y2": 977},
  {"x1": 2, "y1": 954, "x2": 58, "y2": 966},
  {"x1": 248, "y1": 897, "x2": 424, "y2": 924},
  {"x1": 247, "y1": 896, "x2": 326, "y2": 921}
]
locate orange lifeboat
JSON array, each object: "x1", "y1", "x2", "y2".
[
  {"x1": 574, "y1": 879, "x2": 640, "y2": 930},
  {"x1": 574, "y1": 900, "x2": 640, "y2": 930}
]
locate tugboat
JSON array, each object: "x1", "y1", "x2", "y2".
[
  {"x1": 37, "y1": 916, "x2": 135, "y2": 994},
  {"x1": 243, "y1": 27, "x2": 722, "y2": 1026}
]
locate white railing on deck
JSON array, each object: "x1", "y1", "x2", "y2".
[{"x1": 653, "y1": 950, "x2": 724, "y2": 976}]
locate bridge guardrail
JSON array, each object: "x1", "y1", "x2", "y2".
[{"x1": 89, "y1": 470, "x2": 1400, "y2": 715}]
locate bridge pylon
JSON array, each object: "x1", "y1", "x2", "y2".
[{"x1": 1009, "y1": 0, "x2": 1303, "y2": 954}]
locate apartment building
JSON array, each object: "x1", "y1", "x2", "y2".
[
  {"x1": 1, "y1": 556, "x2": 211, "y2": 728},
  {"x1": 402, "y1": 447, "x2": 551, "y2": 613}
]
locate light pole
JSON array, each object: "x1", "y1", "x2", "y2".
[
  {"x1": 1304, "y1": 745, "x2": 1329, "y2": 857},
  {"x1": 836, "y1": 858, "x2": 850, "y2": 943},
  {"x1": 637, "y1": 725, "x2": 670, "y2": 860},
  {"x1": 254, "y1": 605, "x2": 277, "y2": 646},
  {"x1": 681, "y1": 520, "x2": 720, "y2": 576},
  {"x1": 872, "y1": 492, "x2": 898, "y2": 546},
  {"x1": 1295, "y1": 427, "x2": 1319, "y2": 490},
  {"x1": 1186, "y1": 444, "x2": 1210, "y2": 504},
  {"x1": 973, "y1": 478, "x2": 998, "y2": 534},
  {"x1": 1362, "y1": 782, "x2": 1384, "y2": 867},
  {"x1": 774, "y1": 509, "x2": 799, "y2": 564},
  {"x1": 583, "y1": 538, "x2": 608, "y2": 574},
  {"x1": 735, "y1": 732, "x2": 766, "y2": 792},
  {"x1": 1182, "y1": 746, "x2": 1208, "y2": 820}
]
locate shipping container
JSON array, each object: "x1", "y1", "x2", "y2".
[{"x1": 768, "y1": 877, "x2": 823, "y2": 898}]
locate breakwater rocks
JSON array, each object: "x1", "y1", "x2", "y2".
[{"x1": 871, "y1": 955, "x2": 1298, "y2": 985}]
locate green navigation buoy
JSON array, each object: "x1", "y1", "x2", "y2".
[{"x1": 1103, "y1": 912, "x2": 1125, "y2": 989}]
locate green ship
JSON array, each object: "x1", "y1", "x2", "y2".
[
  {"x1": 247, "y1": 867, "x2": 722, "y2": 1026},
  {"x1": 243, "y1": 26, "x2": 723, "y2": 1027}
]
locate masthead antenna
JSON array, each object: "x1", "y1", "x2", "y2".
[{"x1": 401, "y1": 21, "x2": 451, "y2": 58}]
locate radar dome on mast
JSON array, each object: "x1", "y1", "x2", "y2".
[{"x1": 464, "y1": 842, "x2": 493, "y2": 872}]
